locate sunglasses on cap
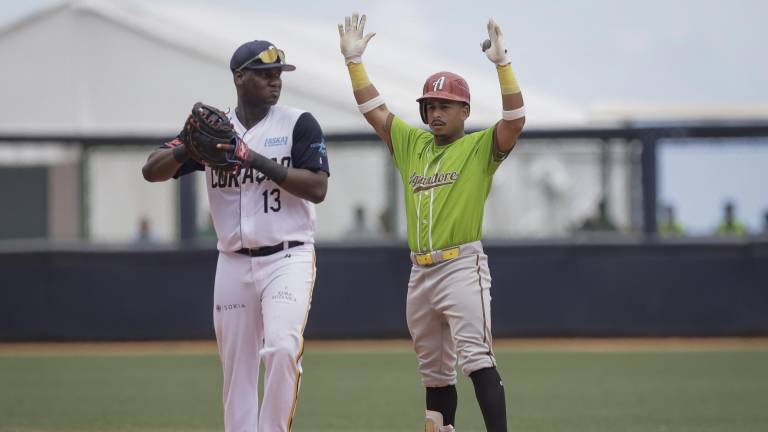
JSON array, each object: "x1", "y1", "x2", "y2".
[{"x1": 235, "y1": 46, "x2": 287, "y2": 71}]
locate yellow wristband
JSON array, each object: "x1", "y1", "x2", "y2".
[
  {"x1": 347, "y1": 63, "x2": 372, "y2": 91},
  {"x1": 497, "y1": 64, "x2": 520, "y2": 95}
]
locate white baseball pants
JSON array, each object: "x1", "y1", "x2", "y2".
[{"x1": 213, "y1": 244, "x2": 315, "y2": 432}]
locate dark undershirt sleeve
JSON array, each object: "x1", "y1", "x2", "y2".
[
  {"x1": 290, "y1": 112, "x2": 330, "y2": 175},
  {"x1": 160, "y1": 132, "x2": 204, "y2": 178}
]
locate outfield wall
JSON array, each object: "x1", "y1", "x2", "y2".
[{"x1": 1, "y1": 240, "x2": 767, "y2": 341}]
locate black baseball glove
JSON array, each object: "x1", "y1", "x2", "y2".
[{"x1": 183, "y1": 102, "x2": 239, "y2": 170}]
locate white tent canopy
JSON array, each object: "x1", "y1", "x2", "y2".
[{"x1": 0, "y1": 0, "x2": 586, "y2": 136}]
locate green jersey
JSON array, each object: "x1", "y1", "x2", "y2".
[{"x1": 390, "y1": 116, "x2": 503, "y2": 253}]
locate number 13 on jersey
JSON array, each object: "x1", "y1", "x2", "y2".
[{"x1": 263, "y1": 188, "x2": 281, "y2": 213}]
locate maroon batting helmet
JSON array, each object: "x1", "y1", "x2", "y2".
[{"x1": 416, "y1": 71, "x2": 471, "y2": 124}]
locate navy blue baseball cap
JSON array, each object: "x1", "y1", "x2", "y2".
[{"x1": 230, "y1": 40, "x2": 296, "y2": 72}]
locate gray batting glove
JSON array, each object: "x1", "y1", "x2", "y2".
[{"x1": 338, "y1": 13, "x2": 376, "y2": 64}]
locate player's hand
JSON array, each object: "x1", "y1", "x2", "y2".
[
  {"x1": 338, "y1": 13, "x2": 375, "y2": 64},
  {"x1": 217, "y1": 139, "x2": 250, "y2": 164},
  {"x1": 481, "y1": 18, "x2": 511, "y2": 66}
]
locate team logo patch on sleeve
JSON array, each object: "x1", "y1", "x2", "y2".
[{"x1": 310, "y1": 141, "x2": 327, "y2": 155}]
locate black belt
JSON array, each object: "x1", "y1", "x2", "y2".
[{"x1": 235, "y1": 241, "x2": 304, "y2": 257}]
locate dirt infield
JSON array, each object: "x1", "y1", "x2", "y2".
[{"x1": 1, "y1": 337, "x2": 767, "y2": 355}]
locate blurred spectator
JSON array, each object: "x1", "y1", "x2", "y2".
[
  {"x1": 345, "y1": 205, "x2": 379, "y2": 240},
  {"x1": 378, "y1": 206, "x2": 395, "y2": 237},
  {"x1": 658, "y1": 204, "x2": 685, "y2": 237},
  {"x1": 198, "y1": 214, "x2": 216, "y2": 239},
  {"x1": 715, "y1": 201, "x2": 747, "y2": 236},
  {"x1": 762, "y1": 210, "x2": 768, "y2": 236},
  {"x1": 134, "y1": 216, "x2": 155, "y2": 244},
  {"x1": 578, "y1": 197, "x2": 617, "y2": 232}
]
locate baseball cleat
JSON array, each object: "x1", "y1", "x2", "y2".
[{"x1": 425, "y1": 410, "x2": 454, "y2": 431}]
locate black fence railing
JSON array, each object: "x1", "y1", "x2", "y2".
[{"x1": 1, "y1": 239, "x2": 766, "y2": 341}]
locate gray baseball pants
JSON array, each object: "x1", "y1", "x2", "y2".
[{"x1": 406, "y1": 241, "x2": 496, "y2": 387}]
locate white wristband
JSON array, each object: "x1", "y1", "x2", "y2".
[
  {"x1": 502, "y1": 106, "x2": 526, "y2": 121},
  {"x1": 357, "y1": 96, "x2": 385, "y2": 114},
  {"x1": 345, "y1": 55, "x2": 362, "y2": 64}
]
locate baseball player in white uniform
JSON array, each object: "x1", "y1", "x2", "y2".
[{"x1": 142, "y1": 40, "x2": 329, "y2": 432}]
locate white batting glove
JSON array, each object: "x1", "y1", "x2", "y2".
[
  {"x1": 338, "y1": 13, "x2": 375, "y2": 64},
  {"x1": 481, "y1": 18, "x2": 511, "y2": 66}
]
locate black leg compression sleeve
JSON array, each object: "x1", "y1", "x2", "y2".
[
  {"x1": 426, "y1": 385, "x2": 457, "y2": 427},
  {"x1": 470, "y1": 367, "x2": 507, "y2": 432}
]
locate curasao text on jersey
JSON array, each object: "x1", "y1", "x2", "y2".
[{"x1": 210, "y1": 156, "x2": 291, "y2": 189}]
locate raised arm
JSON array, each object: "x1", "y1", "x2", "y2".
[
  {"x1": 338, "y1": 13, "x2": 394, "y2": 152},
  {"x1": 482, "y1": 19, "x2": 526, "y2": 158}
]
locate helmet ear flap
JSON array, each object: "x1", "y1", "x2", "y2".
[{"x1": 420, "y1": 101, "x2": 428, "y2": 124}]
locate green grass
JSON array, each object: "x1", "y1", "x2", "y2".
[{"x1": 1, "y1": 347, "x2": 767, "y2": 431}]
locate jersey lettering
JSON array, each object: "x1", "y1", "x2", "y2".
[
  {"x1": 210, "y1": 157, "x2": 292, "y2": 189},
  {"x1": 264, "y1": 135, "x2": 289, "y2": 147},
  {"x1": 409, "y1": 171, "x2": 460, "y2": 193}
]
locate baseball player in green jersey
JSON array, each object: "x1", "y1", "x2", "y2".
[{"x1": 338, "y1": 13, "x2": 525, "y2": 432}]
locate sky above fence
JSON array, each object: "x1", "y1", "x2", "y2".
[{"x1": 3, "y1": 0, "x2": 766, "y2": 110}]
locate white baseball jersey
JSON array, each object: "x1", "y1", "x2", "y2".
[{"x1": 165, "y1": 105, "x2": 330, "y2": 251}]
